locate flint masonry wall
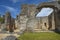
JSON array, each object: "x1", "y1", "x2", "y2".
[
  {"x1": 55, "y1": 10, "x2": 60, "y2": 31},
  {"x1": 17, "y1": 1, "x2": 60, "y2": 32},
  {"x1": 39, "y1": 16, "x2": 49, "y2": 31}
]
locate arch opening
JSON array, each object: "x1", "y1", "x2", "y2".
[{"x1": 36, "y1": 7, "x2": 54, "y2": 17}]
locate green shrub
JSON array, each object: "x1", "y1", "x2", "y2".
[{"x1": 0, "y1": 17, "x2": 4, "y2": 23}]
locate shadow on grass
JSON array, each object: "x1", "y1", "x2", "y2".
[{"x1": 54, "y1": 29, "x2": 60, "y2": 34}]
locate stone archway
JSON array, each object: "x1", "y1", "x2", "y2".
[{"x1": 35, "y1": 2, "x2": 59, "y2": 31}]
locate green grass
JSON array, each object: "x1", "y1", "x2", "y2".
[{"x1": 18, "y1": 32, "x2": 60, "y2": 40}]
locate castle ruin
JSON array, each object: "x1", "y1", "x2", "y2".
[{"x1": 15, "y1": 1, "x2": 60, "y2": 32}]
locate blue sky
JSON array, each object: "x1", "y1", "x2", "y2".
[
  {"x1": 36, "y1": 8, "x2": 53, "y2": 17},
  {"x1": 0, "y1": 0, "x2": 55, "y2": 18}
]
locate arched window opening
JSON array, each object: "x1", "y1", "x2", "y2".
[{"x1": 36, "y1": 7, "x2": 54, "y2": 17}]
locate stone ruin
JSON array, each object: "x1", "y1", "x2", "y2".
[
  {"x1": 15, "y1": 1, "x2": 60, "y2": 33},
  {"x1": 0, "y1": 1, "x2": 60, "y2": 33}
]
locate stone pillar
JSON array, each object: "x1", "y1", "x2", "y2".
[
  {"x1": 55, "y1": 9, "x2": 60, "y2": 31},
  {"x1": 5, "y1": 11, "x2": 14, "y2": 32},
  {"x1": 52, "y1": 14, "x2": 55, "y2": 30},
  {"x1": 51, "y1": 11, "x2": 55, "y2": 30}
]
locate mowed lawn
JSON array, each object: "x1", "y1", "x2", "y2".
[{"x1": 18, "y1": 32, "x2": 60, "y2": 40}]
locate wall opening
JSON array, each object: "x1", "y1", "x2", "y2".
[
  {"x1": 36, "y1": 7, "x2": 54, "y2": 17},
  {"x1": 44, "y1": 23, "x2": 47, "y2": 27}
]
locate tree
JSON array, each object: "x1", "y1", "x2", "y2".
[{"x1": 0, "y1": 17, "x2": 4, "y2": 23}]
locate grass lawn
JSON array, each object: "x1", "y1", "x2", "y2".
[{"x1": 18, "y1": 32, "x2": 60, "y2": 40}]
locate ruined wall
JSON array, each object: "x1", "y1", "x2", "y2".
[
  {"x1": 51, "y1": 12, "x2": 56, "y2": 30},
  {"x1": 39, "y1": 17, "x2": 49, "y2": 31},
  {"x1": 18, "y1": 1, "x2": 60, "y2": 32},
  {"x1": 15, "y1": 15, "x2": 20, "y2": 29},
  {"x1": 21, "y1": 4, "x2": 36, "y2": 18},
  {"x1": 55, "y1": 10, "x2": 60, "y2": 31},
  {"x1": 28, "y1": 5, "x2": 36, "y2": 18},
  {"x1": 19, "y1": 14, "x2": 28, "y2": 32},
  {"x1": 26, "y1": 18, "x2": 39, "y2": 32},
  {"x1": 19, "y1": 4, "x2": 54, "y2": 32},
  {"x1": 48, "y1": 12, "x2": 55, "y2": 31},
  {"x1": 5, "y1": 12, "x2": 14, "y2": 32},
  {"x1": 48, "y1": 13, "x2": 52, "y2": 30},
  {"x1": 19, "y1": 4, "x2": 37, "y2": 32}
]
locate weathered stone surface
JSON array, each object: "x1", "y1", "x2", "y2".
[
  {"x1": 16, "y1": 1, "x2": 60, "y2": 32},
  {"x1": 2, "y1": 35, "x2": 17, "y2": 40}
]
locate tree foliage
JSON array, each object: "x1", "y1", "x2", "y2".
[{"x1": 0, "y1": 17, "x2": 4, "y2": 23}]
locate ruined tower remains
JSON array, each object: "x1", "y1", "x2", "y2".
[{"x1": 5, "y1": 11, "x2": 14, "y2": 32}]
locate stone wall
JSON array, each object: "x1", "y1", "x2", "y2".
[
  {"x1": 17, "y1": 1, "x2": 60, "y2": 32},
  {"x1": 5, "y1": 11, "x2": 15, "y2": 32},
  {"x1": 21, "y1": 4, "x2": 36, "y2": 18},
  {"x1": 27, "y1": 5, "x2": 36, "y2": 18},
  {"x1": 39, "y1": 17, "x2": 49, "y2": 31},
  {"x1": 48, "y1": 12, "x2": 55, "y2": 31},
  {"x1": 55, "y1": 10, "x2": 60, "y2": 31},
  {"x1": 19, "y1": 14, "x2": 28, "y2": 32},
  {"x1": 26, "y1": 18, "x2": 39, "y2": 32}
]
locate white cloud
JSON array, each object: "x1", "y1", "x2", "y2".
[
  {"x1": 47, "y1": 0, "x2": 58, "y2": 2},
  {"x1": 52, "y1": 0, "x2": 58, "y2": 1},
  {"x1": 0, "y1": 5, "x2": 19, "y2": 18},
  {"x1": 5, "y1": 6, "x2": 19, "y2": 18},
  {"x1": 0, "y1": 5, "x2": 17, "y2": 11},
  {"x1": 10, "y1": 0, "x2": 26, "y2": 3},
  {"x1": 13, "y1": 0, "x2": 18, "y2": 3},
  {"x1": 36, "y1": 8, "x2": 54, "y2": 17},
  {"x1": 9, "y1": 0, "x2": 19, "y2": 3},
  {"x1": 5, "y1": 6, "x2": 17, "y2": 11}
]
